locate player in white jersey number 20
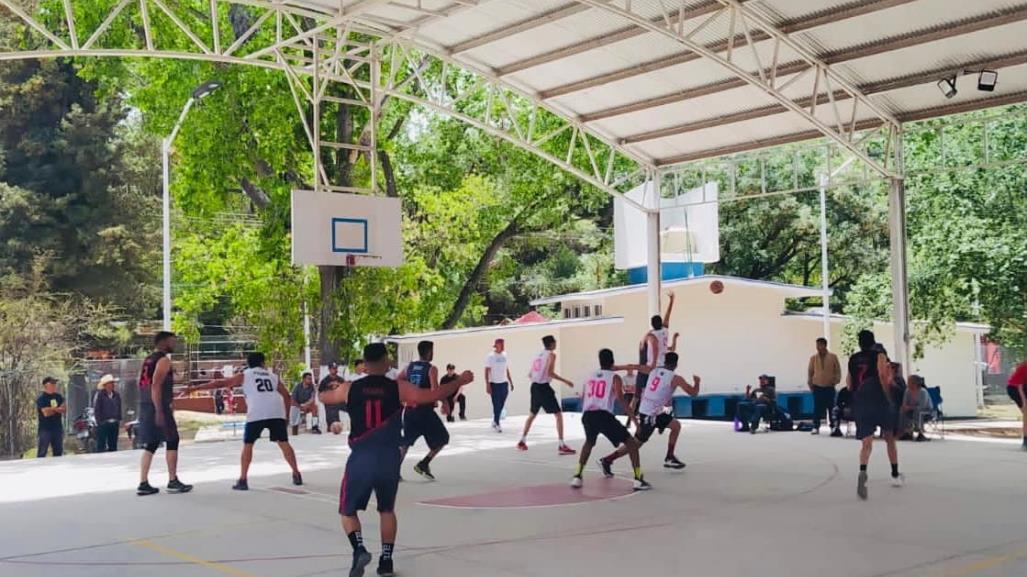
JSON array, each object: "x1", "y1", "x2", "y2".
[
  {"x1": 572, "y1": 348, "x2": 650, "y2": 491},
  {"x1": 188, "y1": 352, "x2": 303, "y2": 490}
]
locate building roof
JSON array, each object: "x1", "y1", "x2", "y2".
[
  {"x1": 783, "y1": 311, "x2": 991, "y2": 333},
  {"x1": 386, "y1": 315, "x2": 625, "y2": 343},
  {"x1": 529, "y1": 275, "x2": 827, "y2": 306},
  {"x1": 307, "y1": 0, "x2": 1027, "y2": 171}
]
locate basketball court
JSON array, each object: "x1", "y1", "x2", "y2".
[{"x1": 3, "y1": 417, "x2": 1026, "y2": 577}]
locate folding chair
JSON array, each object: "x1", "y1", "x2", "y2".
[{"x1": 923, "y1": 386, "x2": 945, "y2": 440}]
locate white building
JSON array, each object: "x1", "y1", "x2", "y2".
[{"x1": 390, "y1": 276, "x2": 986, "y2": 419}]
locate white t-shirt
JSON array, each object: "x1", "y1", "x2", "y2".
[
  {"x1": 529, "y1": 350, "x2": 552, "y2": 384},
  {"x1": 638, "y1": 367, "x2": 676, "y2": 417},
  {"x1": 581, "y1": 369, "x2": 617, "y2": 414},
  {"x1": 242, "y1": 367, "x2": 285, "y2": 422},
  {"x1": 485, "y1": 352, "x2": 509, "y2": 384}
]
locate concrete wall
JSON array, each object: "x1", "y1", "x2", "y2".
[{"x1": 395, "y1": 282, "x2": 983, "y2": 418}]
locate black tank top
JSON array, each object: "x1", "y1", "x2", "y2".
[
  {"x1": 139, "y1": 350, "x2": 173, "y2": 408},
  {"x1": 347, "y1": 375, "x2": 402, "y2": 447},
  {"x1": 848, "y1": 350, "x2": 885, "y2": 404},
  {"x1": 406, "y1": 361, "x2": 432, "y2": 390}
]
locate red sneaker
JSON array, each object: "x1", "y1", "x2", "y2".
[
  {"x1": 558, "y1": 445, "x2": 577, "y2": 456},
  {"x1": 517, "y1": 441, "x2": 528, "y2": 451}
]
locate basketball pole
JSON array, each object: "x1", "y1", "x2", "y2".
[{"x1": 646, "y1": 171, "x2": 662, "y2": 317}]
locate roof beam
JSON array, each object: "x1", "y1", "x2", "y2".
[
  {"x1": 576, "y1": 0, "x2": 898, "y2": 176},
  {"x1": 654, "y1": 90, "x2": 1027, "y2": 167},
  {"x1": 577, "y1": 3, "x2": 1027, "y2": 123},
  {"x1": 447, "y1": 3, "x2": 588, "y2": 54},
  {"x1": 623, "y1": 49, "x2": 1027, "y2": 145},
  {"x1": 542, "y1": 0, "x2": 914, "y2": 99},
  {"x1": 495, "y1": 0, "x2": 726, "y2": 77}
]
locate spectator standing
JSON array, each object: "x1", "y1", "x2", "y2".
[
  {"x1": 441, "y1": 364, "x2": 467, "y2": 422},
  {"x1": 808, "y1": 338, "x2": 841, "y2": 435},
  {"x1": 36, "y1": 377, "x2": 66, "y2": 457},
  {"x1": 319, "y1": 362, "x2": 347, "y2": 434},
  {"x1": 485, "y1": 339, "x2": 514, "y2": 432},
  {"x1": 1007, "y1": 360, "x2": 1027, "y2": 450},
  {"x1": 93, "y1": 374, "x2": 122, "y2": 452},
  {"x1": 290, "y1": 370, "x2": 320, "y2": 435},
  {"x1": 214, "y1": 388, "x2": 225, "y2": 415}
]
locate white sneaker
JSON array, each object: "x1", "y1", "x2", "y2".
[
  {"x1": 632, "y1": 477, "x2": 652, "y2": 491},
  {"x1": 811, "y1": 428, "x2": 820, "y2": 435},
  {"x1": 570, "y1": 476, "x2": 583, "y2": 488},
  {"x1": 890, "y1": 473, "x2": 905, "y2": 487}
]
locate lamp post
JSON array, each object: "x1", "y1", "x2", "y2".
[{"x1": 162, "y1": 80, "x2": 222, "y2": 331}]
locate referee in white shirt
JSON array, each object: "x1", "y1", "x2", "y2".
[{"x1": 485, "y1": 339, "x2": 514, "y2": 432}]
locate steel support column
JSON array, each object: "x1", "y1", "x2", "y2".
[
  {"x1": 888, "y1": 174, "x2": 911, "y2": 372},
  {"x1": 646, "y1": 172, "x2": 662, "y2": 317}
]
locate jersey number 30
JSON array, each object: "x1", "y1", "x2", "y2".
[
  {"x1": 256, "y1": 378, "x2": 274, "y2": 392},
  {"x1": 587, "y1": 379, "x2": 608, "y2": 399}
]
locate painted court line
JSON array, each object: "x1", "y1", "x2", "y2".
[{"x1": 133, "y1": 539, "x2": 265, "y2": 577}]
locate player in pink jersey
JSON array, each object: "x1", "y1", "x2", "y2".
[{"x1": 572, "y1": 348, "x2": 649, "y2": 490}]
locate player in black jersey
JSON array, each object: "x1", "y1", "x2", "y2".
[
  {"x1": 136, "y1": 331, "x2": 192, "y2": 496},
  {"x1": 319, "y1": 343, "x2": 473, "y2": 577},
  {"x1": 848, "y1": 330, "x2": 903, "y2": 500},
  {"x1": 397, "y1": 340, "x2": 449, "y2": 481}
]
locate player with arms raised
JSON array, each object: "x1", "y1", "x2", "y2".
[{"x1": 319, "y1": 343, "x2": 473, "y2": 577}]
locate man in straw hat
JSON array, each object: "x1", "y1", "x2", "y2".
[{"x1": 93, "y1": 374, "x2": 122, "y2": 452}]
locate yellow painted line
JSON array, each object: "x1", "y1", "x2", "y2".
[
  {"x1": 133, "y1": 539, "x2": 264, "y2": 577},
  {"x1": 936, "y1": 546, "x2": 1027, "y2": 577}
]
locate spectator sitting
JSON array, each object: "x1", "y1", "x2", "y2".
[
  {"x1": 441, "y1": 364, "x2": 467, "y2": 422},
  {"x1": 290, "y1": 370, "x2": 320, "y2": 435},
  {"x1": 736, "y1": 375, "x2": 775, "y2": 433},
  {"x1": 93, "y1": 374, "x2": 122, "y2": 452},
  {"x1": 831, "y1": 387, "x2": 853, "y2": 436},
  {"x1": 898, "y1": 375, "x2": 933, "y2": 442}
]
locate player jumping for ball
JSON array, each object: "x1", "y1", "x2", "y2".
[
  {"x1": 572, "y1": 348, "x2": 649, "y2": 490},
  {"x1": 319, "y1": 343, "x2": 473, "y2": 577},
  {"x1": 397, "y1": 340, "x2": 450, "y2": 481},
  {"x1": 187, "y1": 352, "x2": 302, "y2": 490},
  {"x1": 602, "y1": 352, "x2": 699, "y2": 473},
  {"x1": 518, "y1": 335, "x2": 576, "y2": 455}
]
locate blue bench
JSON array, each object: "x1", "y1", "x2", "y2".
[{"x1": 563, "y1": 391, "x2": 817, "y2": 420}]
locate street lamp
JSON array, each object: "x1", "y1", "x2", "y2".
[{"x1": 162, "y1": 80, "x2": 222, "y2": 331}]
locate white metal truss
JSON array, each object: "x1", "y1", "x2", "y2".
[
  {"x1": 0, "y1": 0, "x2": 652, "y2": 204},
  {"x1": 573, "y1": 0, "x2": 904, "y2": 179}
]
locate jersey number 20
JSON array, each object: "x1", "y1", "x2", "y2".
[{"x1": 256, "y1": 378, "x2": 274, "y2": 392}]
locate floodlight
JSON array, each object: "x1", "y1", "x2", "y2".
[
  {"x1": 191, "y1": 80, "x2": 223, "y2": 100},
  {"x1": 937, "y1": 76, "x2": 957, "y2": 99},
  {"x1": 977, "y1": 69, "x2": 998, "y2": 92}
]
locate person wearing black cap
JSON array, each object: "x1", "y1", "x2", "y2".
[
  {"x1": 848, "y1": 330, "x2": 903, "y2": 500},
  {"x1": 320, "y1": 362, "x2": 347, "y2": 434}
]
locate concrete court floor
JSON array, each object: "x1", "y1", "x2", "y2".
[{"x1": 2, "y1": 414, "x2": 1026, "y2": 577}]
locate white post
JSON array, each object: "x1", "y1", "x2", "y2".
[
  {"x1": 646, "y1": 171, "x2": 662, "y2": 317},
  {"x1": 161, "y1": 137, "x2": 172, "y2": 331},
  {"x1": 818, "y1": 173, "x2": 830, "y2": 341},
  {"x1": 303, "y1": 299, "x2": 312, "y2": 370},
  {"x1": 889, "y1": 175, "x2": 911, "y2": 372}
]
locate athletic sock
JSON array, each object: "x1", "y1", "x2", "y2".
[
  {"x1": 575, "y1": 463, "x2": 584, "y2": 476},
  {"x1": 891, "y1": 463, "x2": 899, "y2": 478},
  {"x1": 381, "y1": 543, "x2": 394, "y2": 561},
  {"x1": 859, "y1": 464, "x2": 867, "y2": 473},
  {"x1": 665, "y1": 442, "x2": 676, "y2": 460},
  {"x1": 633, "y1": 466, "x2": 643, "y2": 480},
  {"x1": 347, "y1": 530, "x2": 364, "y2": 552}
]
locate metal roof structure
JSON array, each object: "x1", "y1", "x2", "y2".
[
  {"x1": 530, "y1": 274, "x2": 826, "y2": 306},
  {"x1": 2, "y1": 0, "x2": 1022, "y2": 372}
]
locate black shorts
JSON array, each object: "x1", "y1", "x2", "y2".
[
  {"x1": 1008, "y1": 385, "x2": 1025, "y2": 408},
  {"x1": 636, "y1": 412, "x2": 674, "y2": 444},
  {"x1": 340, "y1": 446, "x2": 401, "y2": 516},
  {"x1": 325, "y1": 404, "x2": 346, "y2": 425},
  {"x1": 137, "y1": 404, "x2": 179, "y2": 447},
  {"x1": 854, "y1": 402, "x2": 898, "y2": 440},
  {"x1": 244, "y1": 418, "x2": 289, "y2": 444},
  {"x1": 583, "y1": 410, "x2": 631, "y2": 446},
  {"x1": 530, "y1": 383, "x2": 561, "y2": 414},
  {"x1": 401, "y1": 407, "x2": 449, "y2": 450}
]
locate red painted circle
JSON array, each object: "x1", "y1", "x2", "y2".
[{"x1": 421, "y1": 479, "x2": 635, "y2": 509}]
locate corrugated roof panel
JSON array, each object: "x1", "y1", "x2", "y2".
[
  {"x1": 629, "y1": 112, "x2": 815, "y2": 160},
  {"x1": 414, "y1": 1, "x2": 567, "y2": 50}
]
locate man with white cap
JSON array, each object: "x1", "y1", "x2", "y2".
[{"x1": 93, "y1": 374, "x2": 122, "y2": 452}]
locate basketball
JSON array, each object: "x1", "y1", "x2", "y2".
[{"x1": 710, "y1": 280, "x2": 724, "y2": 294}]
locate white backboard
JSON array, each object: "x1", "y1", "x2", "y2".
[
  {"x1": 614, "y1": 181, "x2": 720, "y2": 268},
  {"x1": 291, "y1": 190, "x2": 403, "y2": 267}
]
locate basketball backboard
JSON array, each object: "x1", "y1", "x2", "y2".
[{"x1": 291, "y1": 190, "x2": 403, "y2": 267}]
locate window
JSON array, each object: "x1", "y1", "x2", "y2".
[
  {"x1": 563, "y1": 308, "x2": 571, "y2": 319},
  {"x1": 594, "y1": 304, "x2": 603, "y2": 317},
  {"x1": 573, "y1": 306, "x2": 581, "y2": 318},
  {"x1": 582, "y1": 306, "x2": 591, "y2": 317}
]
